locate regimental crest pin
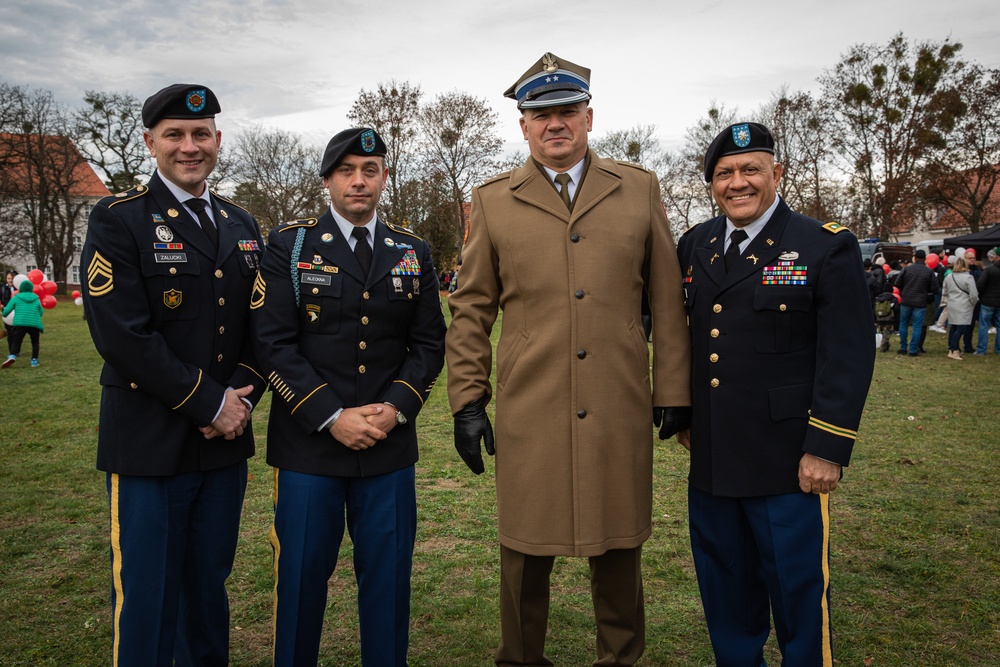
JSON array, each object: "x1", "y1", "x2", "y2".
[
  {"x1": 732, "y1": 123, "x2": 751, "y2": 148},
  {"x1": 313, "y1": 255, "x2": 323, "y2": 265},
  {"x1": 155, "y1": 225, "x2": 174, "y2": 242},
  {"x1": 163, "y1": 289, "x2": 182, "y2": 309},
  {"x1": 361, "y1": 129, "x2": 376, "y2": 153},
  {"x1": 186, "y1": 89, "x2": 207, "y2": 112}
]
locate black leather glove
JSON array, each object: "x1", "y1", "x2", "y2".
[
  {"x1": 453, "y1": 397, "x2": 495, "y2": 475},
  {"x1": 653, "y1": 406, "x2": 692, "y2": 441}
]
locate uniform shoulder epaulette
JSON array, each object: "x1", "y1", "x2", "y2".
[
  {"x1": 822, "y1": 221, "x2": 849, "y2": 234},
  {"x1": 386, "y1": 222, "x2": 423, "y2": 241},
  {"x1": 211, "y1": 191, "x2": 253, "y2": 217},
  {"x1": 680, "y1": 221, "x2": 703, "y2": 239},
  {"x1": 106, "y1": 183, "x2": 152, "y2": 208},
  {"x1": 481, "y1": 171, "x2": 512, "y2": 187},
  {"x1": 276, "y1": 218, "x2": 319, "y2": 232},
  {"x1": 614, "y1": 160, "x2": 650, "y2": 173}
]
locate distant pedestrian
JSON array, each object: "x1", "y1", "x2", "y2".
[
  {"x1": 941, "y1": 257, "x2": 978, "y2": 360},
  {"x1": 895, "y1": 249, "x2": 938, "y2": 356},
  {"x1": 2, "y1": 279, "x2": 44, "y2": 368},
  {"x1": 975, "y1": 247, "x2": 1000, "y2": 355}
]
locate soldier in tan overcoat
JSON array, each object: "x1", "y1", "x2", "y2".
[{"x1": 445, "y1": 52, "x2": 692, "y2": 667}]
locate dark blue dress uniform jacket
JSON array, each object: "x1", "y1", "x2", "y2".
[
  {"x1": 81, "y1": 172, "x2": 266, "y2": 475},
  {"x1": 677, "y1": 199, "x2": 875, "y2": 497},
  {"x1": 251, "y1": 211, "x2": 446, "y2": 478}
]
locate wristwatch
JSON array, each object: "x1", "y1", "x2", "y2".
[{"x1": 386, "y1": 403, "x2": 407, "y2": 425}]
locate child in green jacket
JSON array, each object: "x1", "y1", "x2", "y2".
[{"x1": 2, "y1": 280, "x2": 44, "y2": 368}]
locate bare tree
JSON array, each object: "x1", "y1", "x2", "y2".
[
  {"x1": 591, "y1": 124, "x2": 666, "y2": 172},
  {"x1": 0, "y1": 82, "x2": 96, "y2": 289},
  {"x1": 75, "y1": 90, "x2": 152, "y2": 191},
  {"x1": 820, "y1": 33, "x2": 967, "y2": 239},
  {"x1": 919, "y1": 64, "x2": 1000, "y2": 233},
  {"x1": 757, "y1": 88, "x2": 846, "y2": 223},
  {"x1": 225, "y1": 125, "x2": 326, "y2": 235},
  {"x1": 419, "y1": 91, "x2": 503, "y2": 259},
  {"x1": 347, "y1": 80, "x2": 423, "y2": 226}
]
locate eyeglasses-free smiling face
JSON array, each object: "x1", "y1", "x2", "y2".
[
  {"x1": 711, "y1": 152, "x2": 783, "y2": 227},
  {"x1": 144, "y1": 118, "x2": 221, "y2": 197}
]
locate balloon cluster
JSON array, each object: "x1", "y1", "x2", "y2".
[{"x1": 11, "y1": 269, "x2": 59, "y2": 310}]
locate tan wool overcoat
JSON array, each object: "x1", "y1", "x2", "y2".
[{"x1": 446, "y1": 151, "x2": 691, "y2": 557}]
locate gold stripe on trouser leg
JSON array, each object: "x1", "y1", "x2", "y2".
[
  {"x1": 270, "y1": 468, "x2": 281, "y2": 662},
  {"x1": 110, "y1": 474, "x2": 124, "y2": 667},
  {"x1": 820, "y1": 492, "x2": 833, "y2": 667}
]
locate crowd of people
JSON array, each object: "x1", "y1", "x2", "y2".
[
  {"x1": 75, "y1": 51, "x2": 1000, "y2": 667},
  {"x1": 865, "y1": 246, "x2": 1000, "y2": 360}
]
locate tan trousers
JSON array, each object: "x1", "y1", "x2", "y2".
[{"x1": 495, "y1": 544, "x2": 645, "y2": 667}]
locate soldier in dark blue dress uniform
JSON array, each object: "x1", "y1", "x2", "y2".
[
  {"x1": 251, "y1": 128, "x2": 446, "y2": 666},
  {"x1": 81, "y1": 84, "x2": 266, "y2": 666},
  {"x1": 676, "y1": 123, "x2": 875, "y2": 667}
]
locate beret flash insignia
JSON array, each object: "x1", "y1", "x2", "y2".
[
  {"x1": 732, "y1": 123, "x2": 751, "y2": 148},
  {"x1": 186, "y1": 89, "x2": 207, "y2": 113}
]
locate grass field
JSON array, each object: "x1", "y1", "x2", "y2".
[{"x1": 1, "y1": 298, "x2": 998, "y2": 666}]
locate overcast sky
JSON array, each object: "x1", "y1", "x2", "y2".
[{"x1": 3, "y1": 0, "x2": 1000, "y2": 156}]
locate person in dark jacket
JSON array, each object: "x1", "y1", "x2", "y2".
[
  {"x1": 895, "y1": 249, "x2": 938, "y2": 356},
  {"x1": 677, "y1": 122, "x2": 874, "y2": 667},
  {"x1": 252, "y1": 128, "x2": 446, "y2": 666},
  {"x1": 81, "y1": 83, "x2": 266, "y2": 667},
  {"x1": 975, "y1": 247, "x2": 1000, "y2": 354}
]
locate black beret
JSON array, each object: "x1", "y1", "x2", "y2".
[
  {"x1": 319, "y1": 128, "x2": 387, "y2": 178},
  {"x1": 142, "y1": 84, "x2": 220, "y2": 128},
  {"x1": 703, "y1": 122, "x2": 775, "y2": 182},
  {"x1": 504, "y1": 52, "x2": 591, "y2": 110}
]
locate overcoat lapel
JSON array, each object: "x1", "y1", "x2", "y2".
[
  {"x1": 370, "y1": 220, "x2": 408, "y2": 287},
  {"x1": 508, "y1": 150, "x2": 622, "y2": 224},
  {"x1": 693, "y1": 218, "x2": 728, "y2": 288},
  {"x1": 212, "y1": 196, "x2": 242, "y2": 268}
]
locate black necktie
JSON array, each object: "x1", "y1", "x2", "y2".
[
  {"x1": 352, "y1": 226, "x2": 372, "y2": 276},
  {"x1": 185, "y1": 198, "x2": 217, "y2": 251},
  {"x1": 554, "y1": 173, "x2": 573, "y2": 211},
  {"x1": 724, "y1": 229, "x2": 748, "y2": 271}
]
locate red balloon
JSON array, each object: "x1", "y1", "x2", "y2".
[
  {"x1": 882, "y1": 263, "x2": 890, "y2": 274},
  {"x1": 40, "y1": 280, "x2": 58, "y2": 295},
  {"x1": 926, "y1": 253, "x2": 939, "y2": 269},
  {"x1": 41, "y1": 294, "x2": 57, "y2": 309},
  {"x1": 27, "y1": 269, "x2": 44, "y2": 285},
  {"x1": 71, "y1": 290, "x2": 81, "y2": 299},
  {"x1": 940, "y1": 254, "x2": 949, "y2": 266}
]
